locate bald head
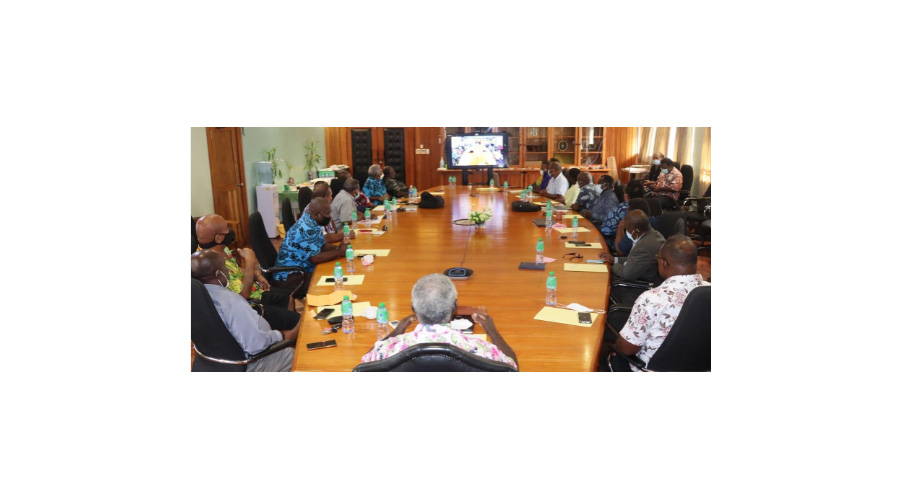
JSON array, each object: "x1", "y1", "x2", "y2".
[
  {"x1": 191, "y1": 249, "x2": 227, "y2": 285},
  {"x1": 308, "y1": 197, "x2": 331, "y2": 218},
  {"x1": 658, "y1": 235, "x2": 698, "y2": 277},
  {"x1": 624, "y1": 210, "x2": 651, "y2": 234},
  {"x1": 195, "y1": 214, "x2": 227, "y2": 246},
  {"x1": 577, "y1": 172, "x2": 592, "y2": 187}
]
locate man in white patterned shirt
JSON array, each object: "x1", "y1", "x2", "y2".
[
  {"x1": 537, "y1": 161, "x2": 569, "y2": 203},
  {"x1": 609, "y1": 235, "x2": 709, "y2": 372}
]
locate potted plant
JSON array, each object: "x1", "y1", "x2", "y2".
[
  {"x1": 468, "y1": 206, "x2": 493, "y2": 228},
  {"x1": 303, "y1": 139, "x2": 323, "y2": 180},
  {"x1": 265, "y1": 147, "x2": 286, "y2": 182}
]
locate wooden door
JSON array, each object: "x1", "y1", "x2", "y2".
[
  {"x1": 382, "y1": 127, "x2": 406, "y2": 183},
  {"x1": 350, "y1": 128, "x2": 381, "y2": 184},
  {"x1": 206, "y1": 127, "x2": 249, "y2": 248}
]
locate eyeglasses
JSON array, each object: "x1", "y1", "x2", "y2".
[{"x1": 563, "y1": 253, "x2": 584, "y2": 262}]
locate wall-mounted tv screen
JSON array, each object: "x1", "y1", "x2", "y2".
[{"x1": 446, "y1": 132, "x2": 509, "y2": 168}]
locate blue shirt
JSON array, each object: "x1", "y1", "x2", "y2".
[
  {"x1": 539, "y1": 171, "x2": 551, "y2": 190},
  {"x1": 595, "y1": 189, "x2": 620, "y2": 227},
  {"x1": 363, "y1": 177, "x2": 386, "y2": 205},
  {"x1": 575, "y1": 185, "x2": 601, "y2": 221},
  {"x1": 275, "y1": 212, "x2": 326, "y2": 279},
  {"x1": 601, "y1": 201, "x2": 629, "y2": 236}
]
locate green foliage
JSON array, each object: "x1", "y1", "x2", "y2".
[{"x1": 303, "y1": 139, "x2": 323, "y2": 173}]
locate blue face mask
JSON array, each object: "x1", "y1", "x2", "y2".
[
  {"x1": 652, "y1": 159, "x2": 660, "y2": 166},
  {"x1": 661, "y1": 168, "x2": 669, "y2": 175}
]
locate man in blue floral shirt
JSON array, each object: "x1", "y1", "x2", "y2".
[
  {"x1": 362, "y1": 164, "x2": 387, "y2": 205},
  {"x1": 600, "y1": 180, "x2": 645, "y2": 249},
  {"x1": 275, "y1": 198, "x2": 347, "y2": 280}
]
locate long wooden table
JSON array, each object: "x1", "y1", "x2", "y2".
[{"x1": 291, "y1": 185, "x2": 611, "y2": 372}]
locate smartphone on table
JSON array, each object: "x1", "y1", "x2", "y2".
[
  {"x1": 307, "y1": 340, "x2": 338, "y2": 351},
  {"x1": 314, "y1": 308, "x2": 335, "y2": 320},
  {"x1": 578, "y1": 312, "x2": 592, "y2": 324}
]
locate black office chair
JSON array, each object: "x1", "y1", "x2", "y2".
[
  {"x1": 248, "y1": 212, "x2": 306, "y2": 291},
  {"x1": 604, "y1": 286, "x2": 711, "y2": 372},
  {"x1": 656, "y1": 211, "x2": 686, "y2": 239},
  {"x1": 191, "y1": 279, "x2": 296, "y2": 372},
  {"x1": 191, "y1": 216, "x2": 198, "y2": 254},
  {"x1": 296, "y1": 186, "x2": 313, "y2": 217},
  {"x1": 678, "y1": 165, "x2": 694, "y2": 204},
  {"x1": 644, "y1": 197, "x2": 663, "y2": 218},
  {"x1": 281, "y1": 198, "x2": 297, "y2": 231},
  {"x1": 613, "y1": 182, "x2": 625, "y2": 203},
  {"x1": 352, "y1": 343, "x2": 518, "y2": 372}
]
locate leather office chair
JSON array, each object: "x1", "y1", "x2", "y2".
[
  {"x1": 645, "y1": 197, "x2": 663, "y2": 218},
  {"x1": 613, "y1": 182, "x2": 625, "y2": 203},
  {"x1": 191, "y1": 279, "x2": 296, "y2": 372},
  {"x1": 656, "y1": 211, "x2": 686, "y2": 239},
  {"x1": 248, "y1": 212, "x2": 306, "y2": 292},
  {"x1": 281, "y1": 198, "x2": 297, "y2": 232},
  {"x1": 678, "y1": 165, "x2": 694, "y2": 204},
  {"x1": 604, "y1": 286, "x2": 711, "y2": 372},
  {"x1": 352, "y1": 343, "x2": 518, "y2": 372},
  {"x1": 296, "y1": 186, "x2": 313, "y2": 217},
  {"x1": 191, "y1": 217, "x2": 198, "y2": 254}
]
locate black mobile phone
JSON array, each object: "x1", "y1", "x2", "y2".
[
  {"x1": 327, "y1": 315, "x2": 343, "y2": 325},
  {"x1": 307, "y1": 340, "x2": 338, "y2": 351},
  {"x1": 570, "y1": 240, "x2": 586, "y2": 245},
  {"x1": 559, "y1": 235, "x2": 568, "y2": 239},
  {"x1": 325, "y1": 277, "x2": 335, "y2": 283},
  {"x1": 314, "y1": 308, "x2": 335, "y2": 320},
  {"x1": 578, "y1": 312, "x2": 592, "y2": 324}
]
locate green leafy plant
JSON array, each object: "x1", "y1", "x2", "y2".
[
  {"x1": 303, "y1": 139, "x2": 323, "y2": 176},
  {"x1": 265, "y1": 147, "x2": 286, "y2": 180}
]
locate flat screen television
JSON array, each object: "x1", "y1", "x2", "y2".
[{"x1": 445, "y1": 132, "x2": 509, "y2": 168}]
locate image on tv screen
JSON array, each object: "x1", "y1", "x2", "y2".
[{"x1": 450, "y1": 135, "x2": 507, "y2": 167}]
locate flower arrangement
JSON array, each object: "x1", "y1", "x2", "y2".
[{"x1": 468, "y1": 206, "x2": 493, "y2": 225}]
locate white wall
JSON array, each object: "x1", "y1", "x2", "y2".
[{"x1": 190, "y1": 127, "x2": 214, "y2": 216}]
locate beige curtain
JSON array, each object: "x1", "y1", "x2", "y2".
[
  {"x1": 653, "y1": 127, "x2": 670, "y2": 159},
  {"x1": 697, "y1": 127, "x2": 711, "y2": 196},
  {"x1": 638, "y1": 127, "x2": 654, "y2": 164},
  {"x1": 673, "y1": 127, "x2": 693, "y2": 166}
]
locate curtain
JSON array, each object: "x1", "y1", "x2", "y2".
[
  {"x1": 653, "y1": 127, "x2": 670, "y2": 159},
  {"x1": 697, "y1": 127, "x2": 711, "y2": 196},
  {"x1": 673, "y1": 127, "x2": 693, "y2": 166},
  {"x1": 638, "y1": 127, "x2": 654, "y2": 164}
]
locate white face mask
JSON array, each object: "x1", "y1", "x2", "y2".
[
  {"x1": 216, "y1": 270, "x2": 229, "y2": 287},
  {"x1": 626, "y1": 230, "x2": 638, "y2": 242},
  {"x1": 652, "y1": 159, "x2": 661, "y2": 166}
]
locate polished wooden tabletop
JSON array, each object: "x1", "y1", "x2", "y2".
[{"x1": 291, "y1": 185, "x2": 611, "y2": 372}]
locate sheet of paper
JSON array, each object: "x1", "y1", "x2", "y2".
[
  {"x1": 476, "y1": 188, "x2": 499, "y2": 192},
  {"x1": 563, "y1": 214, "x2": 583, "y2": 219},
  {"x1": 565, "y1": 242, "x2": 604, "y2": 249},
  {"x1": 354, "y1": 249, "x2": 390, "y2": 256},
  {"x1": 509, "y1": 190, "x2": 524, "y2": 194},
  {"x1": 315, "y1": 274, "x2": 366, "y2": 287},
  {"x1": 563, "y1": 263, "x2": 609, "y2": 273},
  {"x1": 306, "y1": 291, "x2": 358, "y2": 307},
  {"x1": 316, "y1": 301, "x2": 372, "y2": 319},
  {"x1": 553, "y1": 226, "x2": 591, "y2": 233},
  {"x1": 533, "y1": 307, "x2": 598, "y2": 327},
  {"x1": 372, "y1": 205, "x2": 385, "y2": 212}
]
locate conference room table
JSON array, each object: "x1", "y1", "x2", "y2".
[{"x1": 291, "y1": 185, "x2": 612, "y2": 372}]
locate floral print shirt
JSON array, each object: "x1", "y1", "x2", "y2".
[
  {"x1": 302, "y1": 203, "x2": 336, "y2": 234},
  {"x1": 360, "y1": 323, "x2": 518, "y2": 369},
  {"x1": 601, "y1": 201, "x2": 629, "y2": 236},
  {"x1": 274, "y1": 212, "x2": 325, "y2": 279},
  {"x1": 363, "y1": 177, "x2": 386, "y2": 205},
  {"x1": 653, "y1": 168, "x2": 683, "y2": 202},
  {"x1": 195, "y1": 245, "x2": 263, "y2": 301},
  {"x1": 619, "y1": 274, "x2": 709, "y2": 371}
]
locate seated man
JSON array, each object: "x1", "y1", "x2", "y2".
[
  {"x1": 563, "y1": 167, "x2": 581, "y2": 208},
  {"x1": 362, "y1": 164, "x2": 387, "y2": 205},
  {"x1": 360, "y1": 274, "x2": 518, "y2": 369},
  {"x1": 537, "y1": 161, "x2": 569, "y2": 203},
  {"x1": 275, "y1": 198, "x2": 347, "y2": 280},
  {"x1": 593, "y1": 174, "x2": 619, "y2": 224},
  {"x1": 570, "y1": 172, "x2": 600, "y2": 222},
  {"x1": 613, "y1": 198, "x2": 658, "y2": 256},
  {"x1": 381, "y1": 165, "x2": 409, "y2": 198},
  {"x1": 646, "y1": 151, "x2": 665, "y2": 182},
  {"x1": 530, "y1": 159, "x2": 551, "y2": 191},
  {"x1": 331, "y1": 179, "x2": 360, "y2": 228},
  {"x1": 600, "y1": 180, "x2": 645, "y2": 249},
  {"x1": 645, "y1": 158, "x2": 683, "y2": 209},
  {"x1": 599, "y1": 210, "x2": 665, "y2": 283},
  {"x1": 192, "y1": 250, "x2": 298, "y2": 372},
  {"x1": 330, "y1": 168, "x2": 351, "y2": 199},
  {"x1": 195, "y1": 214, "x2": 301, "y2": 331},
  {"x1": 607, "y1": 235, "x2": 709, "y2": 371},
  {"x1": 307, "y1": 181, "x2": 355, "y2": 244}
]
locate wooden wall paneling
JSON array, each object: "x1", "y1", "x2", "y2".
[{"x1": 412, "y1": 127, "x2": 444, "y2": 190}]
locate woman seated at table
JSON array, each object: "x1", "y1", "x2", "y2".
[
  {"x1": 362, "y1": 164, "x2": 387, "y2": 205},
  {"x1": 359, "y1": 274, "x2": 518, "y2": 369},
  {"x1": 564, "y1": 167, "x2": 581, "y2": 208}
]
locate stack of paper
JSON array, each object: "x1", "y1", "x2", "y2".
[{"x1": 533, "y1": 307, "x2": 598, "y2": 327}]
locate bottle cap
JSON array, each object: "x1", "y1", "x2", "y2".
[
  {"x1": 344, "y1": 295, "x2": 350, "y2": 300},
  {"x1": 549, "y1": 272, "x2": 555, "y2": 276},
  {"x1": 379, "y1": 302, "x2": 385, "y2": 307},
  {"x1": 538, "y1": 238, "x2": 542, "y2": 241}
]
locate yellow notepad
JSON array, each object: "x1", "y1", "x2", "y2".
[
  {"x1": 354, "y1": 249, "x2": 390, "y2": 256},
  {"x1": 564, "y1": 263, "x2": 608, "y2": 273},
  {"x1": 565, "y1": 242, "x2": 604, "y2": 249},
  {"x1": 476, "y1": 188, "x2": 499, "y2": 192},
  {"x1": 316, "y1": 302, "x2": 372, "y2": 319},
  {"x1": 533, "y1": 307, "x2": 598, "y2": 327},
  {"x1": 553, "y1": 226, "x2": 590, "y2": 233},
  {"x1": 372, "y1": 206, "x2": 385, "y2": 212},
  {"x1": 315, "y1": 274, "x2": 366, "y2": 287},
  {"x1": 306, "y1": 291, "x2": 358, "y2": 307}
]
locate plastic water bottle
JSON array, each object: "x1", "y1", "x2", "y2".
[
  {"x1": 333, "y1": 262, "x2": 343, "y2": 291},
  {"x1": 384, "y1": 200, "x2": 392, "y2": 220},
  {"x1": 520, "y1": 191, "x2": 526, "y2": 201},
  {"x1": 536, "y1": 238, "x2": 544, "y2": 264},
  {"x1": 341, "y1": 295, "x2": 354, "y2": 334},
  {"x1": 364, "y1": 208, "x2": 371, "y2": 228},
  {"x1": 571, "y1": 215, "x2": 579, "y2": 238},
  {"x1": 490, "y1": 178, "x2": 495, "y2": 189},
  {"x1": 503, "y1": 180, "x2": 508, "y2": 194},
  {"x1": 527, "y1": 185, "x2": 534, "y2": 202},
  {"x1": 393, "y1": 197, "x2": 399, "y2": 213},
  {"x1": 350, "y1": 211, "x2": 358, "y2": 230},
  {"x1": 345, "y1": 245, "x2": 355, "y2": 273},
  {"x1": 545, "y1": 204, "x2": 553, "y2": 226},
  {"x1": 410, "y1": 186, "x2": 417, "y2": 203},
  {"x1": 342, "y1": 223, "x2": 351, "y2": 245},
  {"x1": 376, "y1": 302, "x2": 389, "y2": 340},
  {"x1": 546, "y1": 272, "x2": 557, "y2": 306}
]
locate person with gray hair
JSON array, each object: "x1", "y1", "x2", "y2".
[
  {"x1": 331, "y1": 178, "x2": 360, "y2": 227},
  {"x1": 362, "y1": 164, "x2": 387, "y2": 205},
  {"x1": 360, "y1": 274, "x2": 518, "y2": 369}
]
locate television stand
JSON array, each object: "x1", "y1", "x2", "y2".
[{"x1": 459, "y1": 166, "x2": 495, "y2": 186}]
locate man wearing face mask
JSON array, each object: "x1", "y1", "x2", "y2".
[
  {"x1": 331, "y1": 179, "x2": 361, "y2": 228},
  {"x1": 276, "y1": 197, "x2": 348, "y2": 280},
  {"x1": 646, "y1": 158, "x2": 683, "y2": 210},
  {"x1": 192, "y1": 250, "x2": 298, "y2": 372},
  {"x1": 598, "y1": 210, "x2": 665, "y2": 284},
  {"x1": 647, "y1": 152, "x2": 665, "y2": 182},
  {"x1": 195, "y1": 214, "x2": 302, "y2": 331}
]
